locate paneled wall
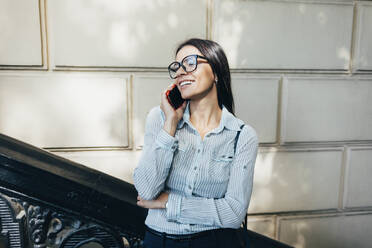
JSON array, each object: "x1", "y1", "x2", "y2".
[{"x1": 1, "y1": 0, "x2": 371, "y2": 247}]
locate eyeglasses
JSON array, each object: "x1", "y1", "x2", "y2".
[{"x1": 168, "y1": 54, "x2": 208, "y2": 79}]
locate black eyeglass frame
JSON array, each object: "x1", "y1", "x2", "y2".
[{"x1": 167, "y1": 54, "x2": 208, "y2": 79}]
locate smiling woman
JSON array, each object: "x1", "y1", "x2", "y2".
[{"x1": 133, "y1": 38, "x2": 258, "y2": 248}]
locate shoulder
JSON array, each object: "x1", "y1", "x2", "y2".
[
  {"x1": 239, "y1": 122, "x2": 259, "y2": 146},
  {"x1": 144, "y1": 106, "x2": 166, "y2": 132},
  {"x1": 146, "y1": 106, "x2": 165, "y2": 123}
]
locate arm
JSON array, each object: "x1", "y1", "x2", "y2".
[
  {"x1": 134, "y1": 85, "x2": 186, "y2": 200},
  {"x1": 133, "y1": 107, "x2": 178, "y2": 200},
  {"x1": 166, "y1": 128, "x2": 258, "y2": 228}
]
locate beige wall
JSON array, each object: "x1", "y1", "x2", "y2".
[{"x1": 1, "y1": 0, "x2": 372, "y2": 247}]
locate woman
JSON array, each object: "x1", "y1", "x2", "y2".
[{"x1": 133, "y1": 38, "x2": 258, "y2": 248}]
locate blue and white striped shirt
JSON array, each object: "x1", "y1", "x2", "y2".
[{"x1": 133, "y1": 102, "x2": 258, "y2": 234}]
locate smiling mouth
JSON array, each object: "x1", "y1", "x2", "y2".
[{"x1": 179, "y1": 80, "x2": 194, "y2": 87}]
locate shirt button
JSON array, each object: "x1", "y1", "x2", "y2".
[
  {"x1": 188, "y1": 185, "x2": 192, "y2": 189},
  {"x1": 197, "y1": 149, "x2": 201, "y2": 153},
  {"x1": 194, "y1": 166, "x2": 197, "y2": 170}
]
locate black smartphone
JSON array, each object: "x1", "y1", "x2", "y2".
[{"x1": 166, "y1": 85, "x2": 185, "y2": 109}]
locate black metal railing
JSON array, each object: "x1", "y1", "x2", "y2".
[{"x1": 0, "y1": 133, "x2": 293, "y2": 248}]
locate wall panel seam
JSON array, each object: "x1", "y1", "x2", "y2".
[
  {"x1": 127, "y1": 76, "x2": 133, "y2": 150},
  {"x1": 42, "y1": 0, "x2": 50, "y2": 70},
  {"x1": 207, "y1": 0, "x2": 213, "y2": 39},
  {"x1": 249, "y1": 0, "x2": 354, "y2": 5},
  {"x1": 349, "y1": 2, "x2": 358, "y2": 73},
  {"x1": 339, "y1": 146, "x2": 349, "y2": 210},
  {"x1": 279, "y1": 77, "x2": 288, "y2": 145},
  {"x1": 254, "y1": 209, "x2": 372, "y2": 219},
  {"x1": 38, "y1": 0, "x2": 45, "y2": 67},
  {"x1": 276, "y1": 76, "x2": 284, "y2": 145}
]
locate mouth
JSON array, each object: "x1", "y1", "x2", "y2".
[{"x1": 178, "y1": 79, "x2": 194, "y2": 88}]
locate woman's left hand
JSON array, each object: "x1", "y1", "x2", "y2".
[{"x1": 137, "y1": 192, "x2": 169, "y2": 209}]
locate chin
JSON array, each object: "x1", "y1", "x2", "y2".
[{"x1": 180, "y1": 92, "x2": 191, "y2": 100}]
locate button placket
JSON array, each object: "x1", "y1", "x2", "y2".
[
  {"x1": 185, "y1": 140, "x2": 204, "y2": 195},
  {"x1": 171, "y1": 139, "x2": 179, "y2": 151}
]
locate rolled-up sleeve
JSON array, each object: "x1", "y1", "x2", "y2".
[
  {"x1": 165, "y1": 127, "x2": 258, "y2": 228},
  {"x1": 133, "y1": 107, "x2": 178, "y2": 200}
]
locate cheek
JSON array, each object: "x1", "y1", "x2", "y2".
[
  {"x1": 201, "y1": 72, "x2": 214, "y2": 87},
  {"x1": 204, "y1": 66, "x2": 215, "y2": 82},
  {"x1": 196, "y1": 68, "x2": 214, "y2": 85}
]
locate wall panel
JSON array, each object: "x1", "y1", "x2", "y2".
[
  {"x1": 284, "y1": 77, "x2": 372, "y2": 142},
  {"x1": 354, "y1": 3, "x2": 372, "y2": 71},
  {"x1": 0, "y1": 0, "x2": 42, "y2": 66},
  {"x1": 345, "y1": 148, "x2": 372, "y2": 208},
  {"x1": 132, "y1": 74, "x2": 171, "y2": 148},
  {"x1": 247, "y1": 216, "x2": 275, "y2": 239},
  {"x1": 0, "y1": 75, "x2": 128, "y2": 148},
  {"x1": 214, "y1": 0, "x2": 353, "y2": 70},
  {"x1": 55, "y1": 150, "x2": 141, "y2": 183},
  {"x1": 49, "y1": 0, "x2": 207, "y2": 68},
  {"x1": 249, "y1": 149, "x2": 343, "y2": 213},
  {"x1": 278, "y1": 213, "x2": 372, "y2": 248},
  {"x1": 232, "y1": 76, "x2": 279, "y2": 143}
]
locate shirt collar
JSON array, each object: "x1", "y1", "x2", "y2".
[{"x1": 177, "y1": 101, "x2": 243, "y2": 132}]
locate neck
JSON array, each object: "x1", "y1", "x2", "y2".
[{"x1": 189, "y1": 98, "x2": 222, "y2": 130}]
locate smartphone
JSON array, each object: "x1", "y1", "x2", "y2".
[{"x1": 166, "y1": 85, "x2": 185, "y2": 109}]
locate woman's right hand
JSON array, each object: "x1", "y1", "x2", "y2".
[{"x1": 160, "y1": 84, "x2": 187, "y2": 136}]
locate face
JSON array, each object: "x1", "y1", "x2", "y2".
[{"x1": 174, "y1": 45, "x2": 216, "y2": 100}]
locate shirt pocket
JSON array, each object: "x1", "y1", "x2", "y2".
[
  {"x1": 173, "y1": 141, "x2": 189, "y2": 165},
  {"x1": 208, "y1": 150, "x2": 235, "y2": 185}
]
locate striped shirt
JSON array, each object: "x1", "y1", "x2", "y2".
[{"x1": 133, "y1": 102, "x2": 258, "y2": 235}]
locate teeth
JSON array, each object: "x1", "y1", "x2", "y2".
[{"x1": 180, "y1": 81, "x2": 193, "y2": 86}]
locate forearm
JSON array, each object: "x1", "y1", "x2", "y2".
[{"x1": 166, "y1": 193, "x2": 249, "y2": 228}]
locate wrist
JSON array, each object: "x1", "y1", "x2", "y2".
[{"x1": 163, "y1": 119, "x2": 178, "y2": 136}]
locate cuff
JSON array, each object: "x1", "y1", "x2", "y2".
[
  {"x1": 156, "y1": 128, "x2": 178, "y2": 152},
  {"x1": 166, "y1": 192, "x2": 182, "y2": 221}
]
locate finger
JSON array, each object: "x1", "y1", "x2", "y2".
[
  {"x1": 181, "y1": 100, "x2": 187, "y2": 109},
  {"x1": 162, "y1": 89, "x2": 170, "y2": 99},
  {"x1": 164, "y1": 84, "x2": 175, "y2": 94},
  {"x1": 137, "y1": 200, "x2": 145, "y2": 207}
]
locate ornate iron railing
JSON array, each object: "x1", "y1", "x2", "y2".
[
  {"x1": 0, "y1": 133, "x2": 147, "y2": 248},
  {"x1": 0, "y1": 133, "x2": 293, "y2": 248}
]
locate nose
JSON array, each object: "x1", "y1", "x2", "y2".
[{"x1": 175, "y1": 65, "x2": 187, "y2": 78}]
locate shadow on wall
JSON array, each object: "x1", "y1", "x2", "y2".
[
  {"x1": 250, "y1": 151, "x2": 310, "y2": 247},
  {"x1": 217, "y1": 1, "x2": 350, "y2": 70}
]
